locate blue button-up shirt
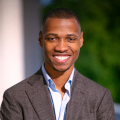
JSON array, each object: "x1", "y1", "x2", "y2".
[{"x1": 42, "y1": 64, "x2": 75, "y2": 120}]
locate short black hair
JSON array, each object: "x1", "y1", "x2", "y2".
[{"x1": 42, "y1": 7, "x2": 81, "y2": 29}]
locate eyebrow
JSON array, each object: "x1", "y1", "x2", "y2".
[
  {"x1": 46, "y1": 33, "x2": 58, "y2": 37},
  {"x1": 66, "y1": 34, "x2": 78, "y2": 37},
  {"x1": 45, "y1": 33, "x2": 78, "y2": 37}
]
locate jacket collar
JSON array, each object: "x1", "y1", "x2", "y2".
[
  {"x1": 26, "y1": 68, "x2": 87, "y2": 120},
  {"x1": 26, "y1": 68, "x2": 56, "y2": 120},
  {"x1": 65, "y1": 69, "x2": 87, "y2": 120}
]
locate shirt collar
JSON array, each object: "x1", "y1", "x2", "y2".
[{"x1": 42, "y1": 63, "x2": 75, "y2": 91}]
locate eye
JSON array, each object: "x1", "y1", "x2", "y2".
[
  {"x1": 47, "y1": 37, "x2": 58, "y2": 41},
  {"x1": 67, "y1": 38, "x2": 76, "y2": 42}
]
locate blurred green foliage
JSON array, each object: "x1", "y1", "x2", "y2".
[{"x1": 42, "y1": 0, "x2": 120, "y2": 103}]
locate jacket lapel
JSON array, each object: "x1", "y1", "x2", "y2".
[
  {"x1": 65, "y1": 70, "x2": 87, "y2": 120},
  {"x1": 25, "y1": 69, "x2": 56, "y2": 120}
]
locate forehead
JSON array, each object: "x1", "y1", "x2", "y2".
[{"x1": 42, "y1": 18, "x2": 81, "y2": 35}]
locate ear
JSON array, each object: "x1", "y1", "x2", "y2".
[
  {"x1": 38, "y1": 31, "x2": 43, "y2": 47},
  {"x1": 80, "y1": 31, "x2": 83, "y2": 48}
]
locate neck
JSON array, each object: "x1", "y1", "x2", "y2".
[{"x1": 44, "y1": 63, "x2": 74, "y2": 96}]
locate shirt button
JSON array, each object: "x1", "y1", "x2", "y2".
[{"x1": 51, "y1": 82, "x2": 54, "y2": 85}]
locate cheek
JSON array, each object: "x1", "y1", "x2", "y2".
[
  {"x1": 43, "y1": 43, "x2": 54, "y2": 58},
  {"x1": 72, "y1": 44, "x2": 80, "y2": 58},
  {"x1": 71, "y1": 43, "x2": 80, "y2": 53}
]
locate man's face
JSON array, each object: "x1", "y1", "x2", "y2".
[{"x1": 39, "y1": 18, "x2": 83, "y2": 72}]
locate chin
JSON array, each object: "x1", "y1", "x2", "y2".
[{"x1": 52, "y1": 65, "x2": 72, "y2": 72}]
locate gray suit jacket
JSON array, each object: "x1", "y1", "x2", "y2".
[
  {"x1": 0, "y1": 111, "x2": 3, "y2": 120},
  {"x1": 1, "y1": 68, "x2": 115, "y2": 120}
]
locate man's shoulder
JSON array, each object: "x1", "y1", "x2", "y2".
[
  {"x1": 74, "y1": 69, "x2": 109, "y2": 95},
  {"x1": 4, "y1": 69, "x2": 43, "y2": 95},
  {"x1": 73, "y1": 69, "x2": 113, "y2": 106}
]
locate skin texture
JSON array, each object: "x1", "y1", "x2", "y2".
[{"x1": 39, "y1": 18, "x2": 83, "y2": 97}]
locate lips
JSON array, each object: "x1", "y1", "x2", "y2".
[{"x1": 53, "y1": 55, "x2": 70, "y2": 63}]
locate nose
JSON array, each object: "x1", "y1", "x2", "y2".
[{"x1": 54, "y1": 39, "x2": 68, "y2": 52}]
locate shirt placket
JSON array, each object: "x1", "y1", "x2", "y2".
[{"x1": 59, "y1": 91, "x2": 70, "y2": 120}]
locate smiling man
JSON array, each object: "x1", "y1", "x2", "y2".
[{"x1": 1, "y1": 8, "x2": 115, "y2": 120}]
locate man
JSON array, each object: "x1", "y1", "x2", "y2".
[
  {"x1": 0, "y1": 112, "x2": 3, "y2": 120},
  {"x1": 1, "y1": 8, "x2": 115, "y2": 120}
]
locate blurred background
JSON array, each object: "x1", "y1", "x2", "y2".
[{"x1": 0, "y1": 0, "x2": 120, "y2": 119}]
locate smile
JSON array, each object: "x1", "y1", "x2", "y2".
[{"x1": 54, "y1": 56, "x2": 70, "y2": 63}]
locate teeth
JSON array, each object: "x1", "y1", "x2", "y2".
[{"x1": 55, "y1": 56, "x2": 69, "y2": 61}]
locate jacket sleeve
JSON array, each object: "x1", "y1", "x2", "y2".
[
  {"x1": 1, "y1": 90, "x2": 23, "y2": 120},
  {"x1": 96, "y1": 90, "x2": 115, "y2": 120},
  {"x1": 0, "y1": 111, "x2": 3, "y2": 120}
]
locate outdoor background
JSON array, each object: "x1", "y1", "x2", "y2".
[
  {"x1": 0, "y1": 0, "x2": 120, "y2": 119},
  {"x1": 41, "y1": 0, "x2": 120, "y2": 103}
]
